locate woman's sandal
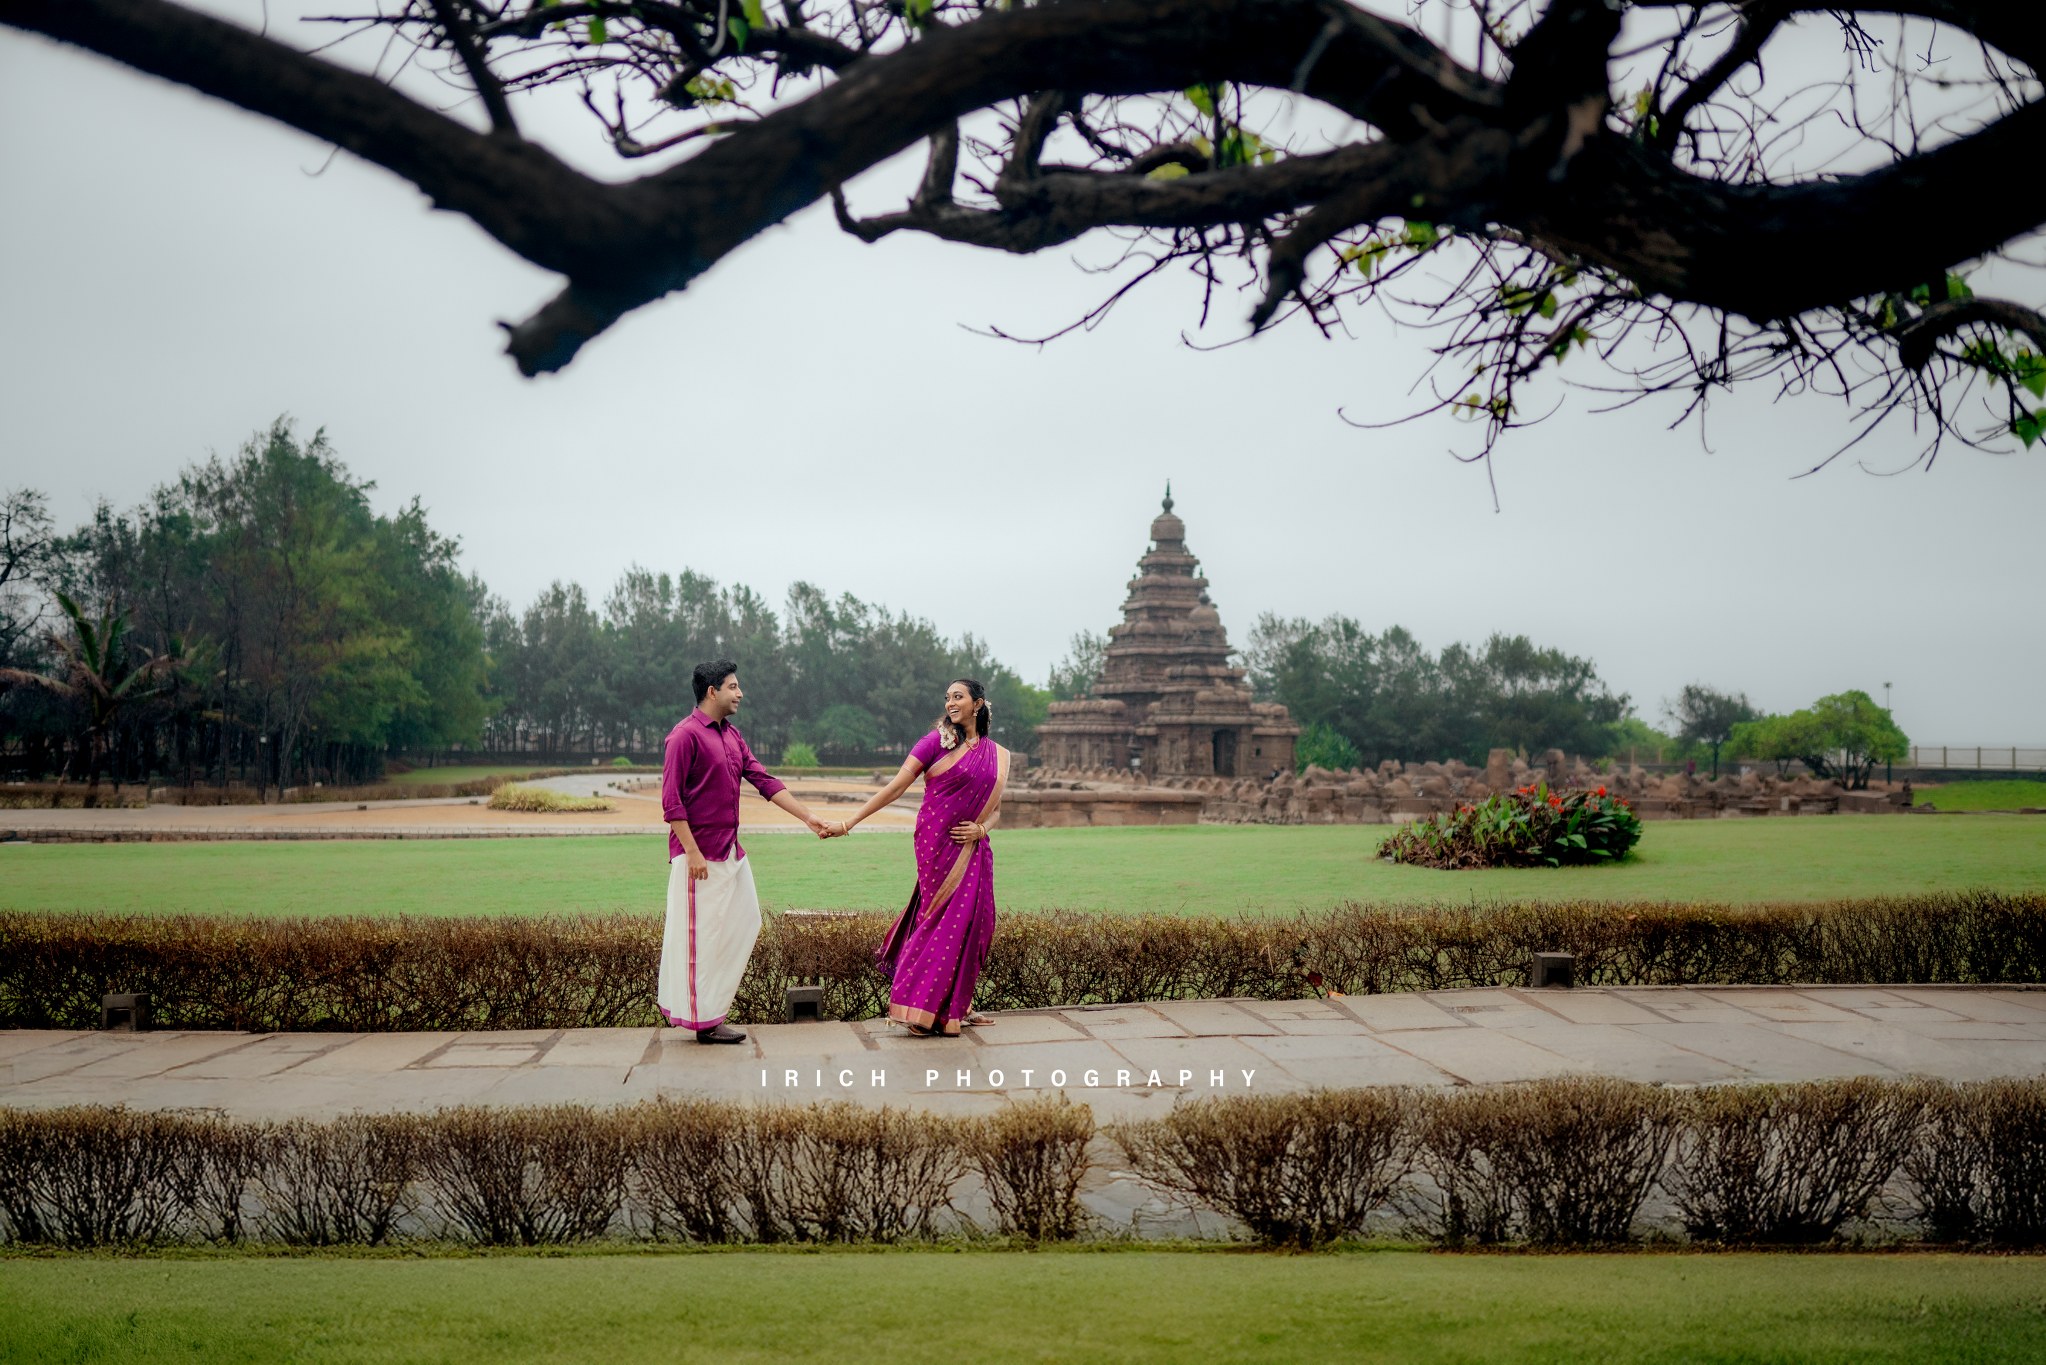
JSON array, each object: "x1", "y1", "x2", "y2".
[{"x1": 963, "y1": 1011, "x2": 994, "y2": 1027}]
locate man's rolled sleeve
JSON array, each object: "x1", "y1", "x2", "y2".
[
  {"x1": 737, "y1": 733, "x2": 786, "y2": 801},
  {"x1": 661, "y1": 727, "x2": 693, "y2": 824}
]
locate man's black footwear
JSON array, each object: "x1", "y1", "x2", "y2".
[{"x1": 695, "y1": 1024, "x2": 748, "y2": 1044}]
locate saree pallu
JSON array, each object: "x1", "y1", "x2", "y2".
[{"x1": 876, "y1": 736, "x2": 1010, "y2": 1035}]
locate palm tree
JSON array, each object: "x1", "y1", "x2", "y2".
[{"x1": 0, "y1": 593, "x2": 176, "y2": 806}]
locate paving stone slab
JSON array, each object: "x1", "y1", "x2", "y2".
[
  {"x1": 1929, "y1": 991, "x2": 2046, "y2": 1024},
  {"x1": 1699, "y1": 989, "x2": 1867, "y2": 1024},
  {"x1": 11, "y1": 989, "x2": 2046, "y2": 1118},
  {"x1": 60, "y1": 1032, "x2": 258, "y2": 1081},
  {"x1": 167, "y1": 1034, "x2": 351, "y2": 1079},
  {"x1": 1886, "y1": 1019, "x2": 2046, "y2": 1042},
  {"x1": 1759, "y1": 1020, "x2": 2015, "y2": 1080},
  {"x1": 1069, "y1": 1006, "x2": 1189, "y2": 1041},
  {"x1": 1329, "y1": 994, "x2": 1468, "y2": 1033},
  {"x1": 1516, "y1": 990, "x2": 1666, "y2": 1026},
  {"x1": 1422, "y1": 989, "x2": 1563, "y2": 1032},
  {"x1": 290, "y1": 1033, "x2": 451, "y2": 1076},
  {"x1": 544, "y1": 1028, "x2": 662, "y2": 1071},
  {"x1": 1607, "y1": 988, "x2": 1773, "y2": 1024},
  {"x1": 1625, "y1": 1020, "x2": 1893, "y2": 1082},
  {"x1": 1102, "y1": 1035, "x2": 1274, "y2": 1087},
  {"x1": 422, "y1": 1043, "x2": 548, "y2": 1069},
  {"x1": 964, "y1": 1014, "x2": 1090, "y2": 1045},
  {"x1": 1372, "y1": 1027, "x2": 1586, "y2": 1085},
  {"x1": 752, "y1": 1021, "x2": 866, "y2": 1059},
  {"x1": 1494, "y1": 1023, "x2": 1747, "y2": 1086},
  {"x1": 0, "y1": 1032, "x2": 92, "y2": 1064},
  {"x1": 1146, "y1": 1000, "x2": 1279, "y2": 1037}
]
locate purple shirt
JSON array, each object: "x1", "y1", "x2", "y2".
[{"x1": 661, "y1": 710, "x2": 786, "y2": 863}]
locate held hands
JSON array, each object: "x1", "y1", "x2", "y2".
[
  {"x1": 812, "y1": 818, "x2": 851, "y2": 840},
  {"x1": 948, "y1": 820, "x2": 986, "y2": 845}
]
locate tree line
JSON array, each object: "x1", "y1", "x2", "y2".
[
  {"x1": 0, "y1": 423, "x2": 1045, "y2": 794},
  {"x1": 6, "y1": 422, "x2": 1901, "y2": 796},
  {"x1": 1243, "y1": 615, "x2": 1632, "y2": 770},
  {"x1": 1247, "y1": 619, "x2": 1911, "y2": 786}
]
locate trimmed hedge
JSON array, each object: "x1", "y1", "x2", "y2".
[
  {"x1": 3, "y1": 892, "x2": 2043, "y2": 1032},
  {"x1": 4, "y1": 1080, "x2": 2044, "y2": 1250}
]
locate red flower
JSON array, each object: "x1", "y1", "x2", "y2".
[{"x1": 1595, "y1": 786, "x2": 1606, "y2": 797}]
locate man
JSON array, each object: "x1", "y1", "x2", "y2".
[{"x1": 659, "y1": 659, "x2": 830, "y2": 1044}]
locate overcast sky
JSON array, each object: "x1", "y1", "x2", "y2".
[{"x1": 2, "y1": 5, "x2": 2041, "y2": 746}]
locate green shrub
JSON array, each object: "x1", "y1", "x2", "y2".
[
  {"x1": 1294, "y1": 722, "x2": 1362, "y2": 774},
  {"x1": 610, "y1": 755, "x2": 633, "y2": 767},
  {"x1": 1382, "y1": 783, "x2": 1643, "y2": 869},
  {"x1": 779, "y1": 741, "x2": 820, "y2": 768}
]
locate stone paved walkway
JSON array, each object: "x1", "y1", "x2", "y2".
[{"x1": 8, "y1": 985, "x2": 2046, "y2": 1123}]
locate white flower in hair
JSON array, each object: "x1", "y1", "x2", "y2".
[{"x1": 938, "y1": 719, "x2": 959, "y2": 750}]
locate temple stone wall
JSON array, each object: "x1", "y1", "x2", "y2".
[{"x1": 1016, "y1": 752, "x2": 1916, "y2": 826}]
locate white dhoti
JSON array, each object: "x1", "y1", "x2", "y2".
[{"x1": 657, "y1": 852, "x2": 761, "y2": 1030}]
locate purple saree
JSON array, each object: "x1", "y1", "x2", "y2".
[{"x1": 875, "y1": 729, "x2": 1010, "y2": 1035}]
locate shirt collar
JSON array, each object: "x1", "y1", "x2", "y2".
[{"x1": 688, "y1": 708, "x2": 728, "y2": 731}]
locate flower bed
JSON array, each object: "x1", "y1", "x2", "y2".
[{"x1": 1381, "y1": 783, "x2": 1643, "y2": 869}]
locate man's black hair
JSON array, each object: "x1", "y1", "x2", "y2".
[{"x1": 693, "y1": 659, "x2": 739, "y2": 703}]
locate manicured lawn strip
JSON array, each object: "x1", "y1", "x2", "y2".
[
  {"x1": 2, "y1": 818, "x2": 2041, "y2": 919},
  {"x1": 1918, "y1": 780, "x2": 2046, "y2": 812},
  {"x1": 1, "y1": 1250, "x2": 2040, "y2": 1365}
]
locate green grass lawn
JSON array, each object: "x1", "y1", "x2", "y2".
[
  {"x1": 2, "y1": 1250, "x2": 2041, "y2": 1365},
  {"x1": 1, "y1": 816, "x2": 2041, "y2": 918},
  {"x1": 1917, "y1": 780, "x2": 2046, "y2": 812}
]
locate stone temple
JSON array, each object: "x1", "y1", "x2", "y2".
[{"x1": 1036, "y1": 490, "x2": 1298, "y2": 779}]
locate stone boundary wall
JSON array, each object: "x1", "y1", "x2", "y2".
[{"x1": 1016, "y1": 747, "x2": 1931, "y2": 828}]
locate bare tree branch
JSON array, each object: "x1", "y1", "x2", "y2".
[
  {"x1": 428, "y1": 0, "x2": 519, "y2": 136},
  {"x1": 1652, "y1": 1, "x2": 1789, "y2": 154},
  {"x1": 1895, "y1": 296, "x2": 2046, "y2": 369}
]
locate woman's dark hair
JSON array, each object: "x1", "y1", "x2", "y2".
[
  {"x1": 940, "y1": 678, "x2": 991, "y2": 740},
  {"x1": 693, "y1": 659, "x2": 739, "y2": 703}
]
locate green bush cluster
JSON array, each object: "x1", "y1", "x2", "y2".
[
  {"x1": 4, "y1": 892, "x2": 2042, "y2": 1031},
  {"x1": 1380, "y1": 783, "x2": 1643, "y2": 869},
  {"x1": 4, "y1": 1080, "x2": 2042, "y2": 1250}
]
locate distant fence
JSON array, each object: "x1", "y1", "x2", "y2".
[{"x1": 1905, "y1": 747, "x2": 2046, "y2": 774}]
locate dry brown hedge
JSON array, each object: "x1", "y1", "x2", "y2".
[
  {"x1": 3, "y1": 892, "x2": 2042, "y2": 1032},
  {"x1": 5, "y1": 1080, "x2": 2046, "y2": 1248}
]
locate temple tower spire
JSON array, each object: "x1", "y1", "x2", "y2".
[{"x1": 1034, "y1": 493, "x2": 1297, "y2": 778}]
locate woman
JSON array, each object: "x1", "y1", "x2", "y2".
[{"x1": 831, "y1": 679, "x2": 1008, "y2": 1036}]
